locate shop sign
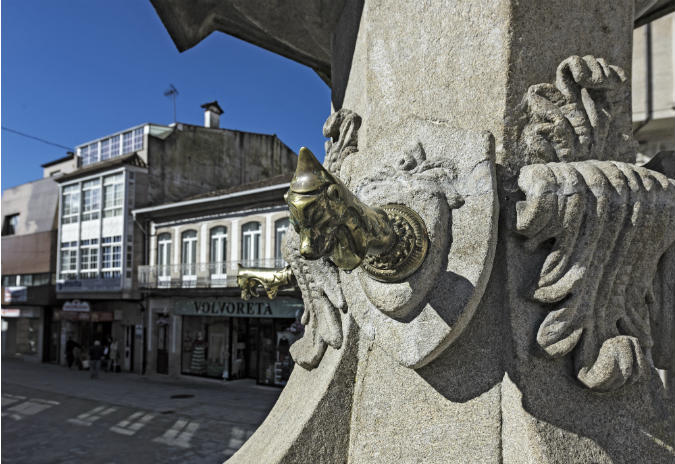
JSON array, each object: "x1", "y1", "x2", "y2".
[
  {"x1": 54, "y1": 310, "x2": 113, "y2": 321},
  {"x1": 1, "y1": 309, "x2": 21, "y2": 318},
  {"x1": 174, "y1": 297, "x2": 303, "y2": 319},
  {"x1": 63, "y1": 300, "x2": 90, "y2": 312},
  {"x1": 19, "y1": 308, "x2": 41, "y2": 318},
  {"x1": 56, "y1": 277, "x2": 121, "y2": 292},
  {"x1": 4, "y1": 286, "x2": 27, "y2": 303}
]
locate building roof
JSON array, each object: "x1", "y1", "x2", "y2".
[
  {"x1": 56, "y1": 153, "x2": 147, "y2": 183},
  {"x1": 133, "y1": 173, "x2": 292, "y2": 218},
  {"x1": 200, "y1": 100, "x2": 224, "y2": 114},
  {"x1": 41, "y1": 152, "x2": 75, "y2": 168},
  {"x1": 186, "y1": 173, "x2": 291, "y2": 200}
]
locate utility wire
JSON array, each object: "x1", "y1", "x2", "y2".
[{"x1": 2, "y1": 126, "x2": 74, "y2": 151}]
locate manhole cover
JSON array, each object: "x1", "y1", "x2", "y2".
[
  {"x1": 170, "y1": 394, "x2": 194, "y2": 399},
  {"x1": 161, "y1": 410, "x2": 175, "y2": 414}
]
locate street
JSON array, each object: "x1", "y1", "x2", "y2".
[{"x1": 1, "y1": 359, "x2": 281, "y2": 463}]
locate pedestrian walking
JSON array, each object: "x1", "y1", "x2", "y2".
[
  {"x1": 65, "y1": 337, "x2": 81, "y2": 369},
  {"x1": 103, "y1": 336, "x2": 112, "y2": 372},
  {"x1": 89, "y1": 340, "x2": 104, "y2": 379},
  {"x1": 109, "y1": 338, "x2": 119, "y2": 373}
]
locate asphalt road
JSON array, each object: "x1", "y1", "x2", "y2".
[{"x1": 1, "y1": 359, "x2": 281, "y2": 464}]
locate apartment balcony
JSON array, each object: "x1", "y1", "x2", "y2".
[{"x1": 137, "y1": 260, "x2": 287, "y2": 289}]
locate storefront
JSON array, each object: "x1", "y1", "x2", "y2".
[
  {"x1": 55, "y1": 299, "x2": 144, "y2": 373},
  {"x1": 1, "y1": 307, "x2": 43, "y2": 362},
  {"x1": 149, "y1": 296, "x2": 304, "y2": 387}
]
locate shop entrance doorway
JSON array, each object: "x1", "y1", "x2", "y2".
[
  {"x1": 123, "y1": 325, "x2": 134, "y2": 372},
  {"x1": 157, "y1": 322, "x2": 169, "y2": 374},
  {"x1": 180, "y1": 316, "x2": 301, "y2": 386}
]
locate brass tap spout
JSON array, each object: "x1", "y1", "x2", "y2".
[
  {"x1": 237, "y1": 265, "x2": 295, "y2": 300},
  {"x1": 285, "y1": 147, "x2": 429, "y2": 282}
]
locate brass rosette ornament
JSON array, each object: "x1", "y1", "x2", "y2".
[{"x1": 285, "y1": 147, "x2": 429, "y2": 282}]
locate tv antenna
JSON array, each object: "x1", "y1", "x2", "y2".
[{"x1": 163, "y1": 84, "x2": 179, "y2": 123}]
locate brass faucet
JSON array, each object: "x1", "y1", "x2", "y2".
[
  {"x1": 284, "y1": 147, "x2": 429, "y2": 282},
  {"x1": 237, "y1": 265, "x2": 295, "y2": 300}
]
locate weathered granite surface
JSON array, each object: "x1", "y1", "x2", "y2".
[{"x1": 151, "y1": 1, "x2": 675, "y2": 463}]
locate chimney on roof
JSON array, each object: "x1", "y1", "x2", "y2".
[{"x1": 200, "y1": 100, "x2": 224, "y2": 129}]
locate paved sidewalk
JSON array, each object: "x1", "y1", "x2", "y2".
[
  {"x1": 1, "y1": 359, "x2": 282, "y2": 463},
  {"x1": 2, "y1": 358, "x2": 281, "y2": 425}
]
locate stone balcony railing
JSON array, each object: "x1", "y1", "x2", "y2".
[{"x1": 137, "y1": 259, "x2": 287, "y2": 289}]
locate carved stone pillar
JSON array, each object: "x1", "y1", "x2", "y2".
[{"x1": 150, "y1": 1, "x2": 674, "y2": 462}]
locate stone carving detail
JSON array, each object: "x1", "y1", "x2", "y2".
[
  {"x1": 513, "y1": 55, "x2": 635, "y2": 167},
  {"x1": 323, "y1": 108, "x2": 361, "y2": 177},
  {"x1": 515, "y1": 55, "x2": 675, "y2": 391},
  {"x1": 281, "y1": 111, "x2": 361, "y2": 370},
  {"x1": 284, "y1": 233, "x2": 346, "y2": 369},
  {"x1": 284, "y1": 113, "x2": 498, "y2": 370},
  {"x1": 341, "y1": 122, "x2": 498, "y2": 368},
  {"x1": 517, "y1": 160, "x2": 675, "y2": 391}
]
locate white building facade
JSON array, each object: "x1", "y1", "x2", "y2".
[{"x1": 134, "y1": 177, "x2": 303, "y2": 387}]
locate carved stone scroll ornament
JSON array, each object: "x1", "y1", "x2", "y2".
[{"x1": 514, "y1": 55, "x2": 675, "y2": 392}]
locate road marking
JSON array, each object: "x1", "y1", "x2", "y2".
[
  {"x1": 110, "y1": 411, "x2": 155, "y2": 436},
  {"x1": 1, "y1": 397, "x2": 60, "y2": 421},
  {"x1": 67, "y1": 405, "x2": 117, "y2": 426},
  {"x1": 153, "y1": 418, "x2": 200, "y2": 448},
  {"x1": 223, "y1": 426, "x2": 248, "y2": 454},
  {"x1": 1, "y1": 394, "x2": 26, "y2": 407}
]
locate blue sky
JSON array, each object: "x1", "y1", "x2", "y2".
[{"x1": 1, "y1": 0, "x2": 331, "y2": 190}]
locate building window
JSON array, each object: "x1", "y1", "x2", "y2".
[
  {"x1": 157, "y1": 233, "x2": 172, "y2": 279},
  {"x1": 209, "y1": 226, "x2": 227, "y2": 275},
  {"x1": 133, "y1": 127, "x2": 144, "y2": 151},
  {"x1": 80, "y1": 143, "x2": 100, "y2": 166},
  {"x1": 80, "y1": 145, "x2": 89, "y2": 166},
  {"x1": 274, "y1": 218, "x2": 289, "y2": 267},
  {"x1": 2, "y1": 214, "x2": 19, "y2": 236},
  {"x1": 1, "y1": 274, "x2": 47, "y2": 286},
  {"x1": 181, "y1": 230, "x2": 198, "y2": 277},
  {"x1": 103, "y1": 173, "x2": 124, "y2": 217},
  {"x1": 32, "y1": 273, "x2": 50, "y2": 286},
  {"x1": 60, "y1": 241, "x2": 78, "y2": 279},
  {"x1": 101, "y1": 236, "x2": 122, "y2": 278},
  {"x1": 100, "y1": 138, "x2": 111, "y2": 161},
  {"x1": 61, "y1": 184, "x2": 80, "y2": 224},
  {"x1": 81, "y1": 179, "x2": 101, "y2": 221},
  {"x1": 79, "y1": 239, "x2": 99, "y2": 279},
  {"x1": 110, "y1": 134, "x2": 120, "y2": 158},
  {"x1": 241, "y1": 222, "x2": 261, "y2": 267},
  {"x1": 122, "y1": 131, "x2": 133, "y2": 154}
]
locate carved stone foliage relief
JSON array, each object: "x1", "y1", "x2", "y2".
[
  {"x1": 513, "y1": 55, "x2": 635, "y2": 167},
  {"x1": 515, "y1": 55, "x2": 675, "y2": 392}
]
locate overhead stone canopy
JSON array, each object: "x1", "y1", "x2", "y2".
[
  {"x1": 150, "y1": 0, "x2": 672, "y2": 86},
  {"x1": 150, "y1": 0, "x2": 349, "y2": 84}
]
